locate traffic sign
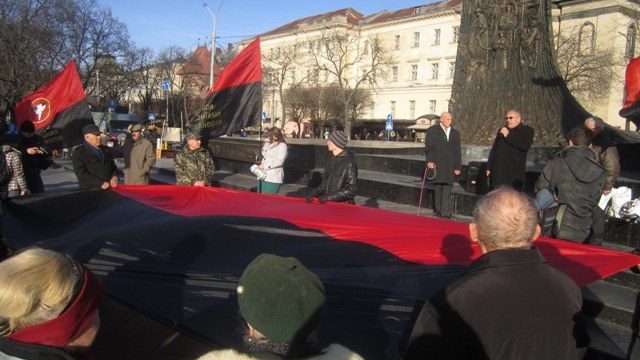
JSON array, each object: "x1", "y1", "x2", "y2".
[
  {"x1": 262, "y1": 112, "x2": 267, "y2": 121},
  {"x1": 387, "y1": 114, "x2": 393, "y2": 122},
  {"x1": 386, "y1": 113, "x2": 394, "y2": 131},
  {"x1": 162, "y1": 80, "x2": 170, "y2": 91}
]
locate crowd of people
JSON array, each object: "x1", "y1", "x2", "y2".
[{"x1": 0, "y1": 112, "x2": 638, "y2": 359}]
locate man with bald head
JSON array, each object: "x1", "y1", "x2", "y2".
[
  {"x1": 424, "y1": 111, "x2": 461, "y2": 218},
  {"x1": 402, "y1": 188, "x2": 587, "y2": 360},
  {"x1": 486, "y1": 110, "x2": 534, "y2": 191}
]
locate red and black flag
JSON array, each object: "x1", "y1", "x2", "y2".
[
  {"x1": 15, "y1": 60, "x2": 94, "y2": 148},
  {"x1": 3, "y1": 186, "x2": 640, "y2": 359},
  {"x1": 193, "y1": 36, "x2": 262, "y2": 140}
]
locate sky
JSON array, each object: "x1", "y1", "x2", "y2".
[{"x1": 96, "y1": 0, "x2": 430, "y2": 53}]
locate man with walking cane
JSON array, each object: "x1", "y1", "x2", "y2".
[{"x1": 424, "y1": 112, "x2": 461, "y2": 219}]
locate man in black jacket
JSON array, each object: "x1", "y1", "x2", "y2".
[
  {"x1": 535, "y1": 126, "x2": 605, "y2": 243},
  {"x1": 486, "y1": 110, "x2": 534, "y2": 191},
  {"x1": 402, "y1": 188, "x2": 588, "y2": 360},
  {"x1": 306, "y1": 130, "x2": 358, "y2": 204},
  {"x1": 71, "y1": 124, "x2": 118, "y2": 190},
  {"x1": 18, "y1": 120, "x2": 52, "y2": 193},
  {"x1": 424, "y1": 112, "x2": 461, "y2": 219}
]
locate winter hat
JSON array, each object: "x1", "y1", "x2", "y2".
[
  {"x1": 20, "y1": 121, "x2": 36, "y2": 133},
  {"x1": 237, "y1": 254, "x2": 326, "y2": 344},
  {"x1": 328, "y1": 130, "x2": 347, "y2": 149},
  {"x1": 186, "y1": 132, "x2": 202, "y2": 140},
  {"x1": 82, "y1": 124, "x2": 100, "y2": 136}
]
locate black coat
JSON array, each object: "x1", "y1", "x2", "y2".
[
  {"x1": 0, "y1": 336, "x2": 79, "y2": 359},
  {"x1": 535, "y1": 146, "x2": 605, "y2": 242},
  {"x1": 486, "y1": 123, "x2": 534, "y2": 190},
  {"x1": 402, "y1": 248, "x2": 587, "y2": 360},
  {"x1": 424, "y1": 125, "x2": 461, "y2": 184},
  {"x1": 312, "y1": 148, "x2": 358, "y2": 203},
  {"x1": 71, "y1": 142, "x2": 118, "y2": 189}
]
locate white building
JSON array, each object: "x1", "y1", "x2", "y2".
[{"x1": 242, "y1": 0, "x2": 638, "y2": 133}]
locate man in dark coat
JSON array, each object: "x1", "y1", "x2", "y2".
[
  {"x1": 17, "y1": 120, "x2": 52, "y2": 193},
  {"x1": 402, "y1": 188, "x2": 588, "y2": 360},
  {"x1": 71, "y1": 124, "x2": 118, "y2": 190},
  {"x1": 306, "y1": 130, "x2": 358, "y2": 204},
  {"x1": 486, "y1": 110, "x2": 534, "y2": 191},
  {"x1": 424, "y1": 112, "x2": 461, "y2": 218},
  {"x1": 535, "y1": 126, "x2": 605, "y2": 243}
]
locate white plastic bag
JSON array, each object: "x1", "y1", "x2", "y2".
[{"x1": 607, "y1": 187, "x2": 633, "y2": 218}]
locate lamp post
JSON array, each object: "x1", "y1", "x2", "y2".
[{"x1": 203, "y1": 1, "x2": 224, "y2": 89}]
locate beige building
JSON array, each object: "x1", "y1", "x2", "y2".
[{"x1": 241, "y1": 0, "x2": 639, "y2": 132}]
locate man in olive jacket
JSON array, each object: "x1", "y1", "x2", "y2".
[
  {"x1": 174, "y1": 132, "x2": 214, "y2": 186},
  {"x1": 424, "y1": 112, "x2": 461, "y2": 218},
  {"x1": 122, "y1": 124, "x2": 155, "y2": 185},
  {"x1": 306, "y1": 130, "x2": 358, "y2": 204},
  {"x1": 72, "y1": 124, "x2": 119, "y2": 190}
]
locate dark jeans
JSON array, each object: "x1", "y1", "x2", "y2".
[
  {"x1": 586, "y1": 206, "x2": 605, "y2": 246},
  {"x1": 27, "y1": 175, "x2": 45, "y2": 194},
  {"x1": 434, "y1": 183, "x2": 453, "y2": 216}
]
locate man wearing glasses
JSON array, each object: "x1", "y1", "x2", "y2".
[{"x1": 485, "y1": 110, "x2": 534, "y2": 191}]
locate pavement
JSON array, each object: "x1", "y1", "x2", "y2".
[{"x1": 38, "y1": 158, "x2": 466, "y2": 360}]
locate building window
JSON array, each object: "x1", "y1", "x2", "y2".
[
  {"x1": 431, "y1": 62, "x2": 439, "y2": 80},
  {"x1": 394, "y1": 35, "x2": 400, "y2": 50},
  {"x1": 627, "y1": 24, "x2": 637, "y2": 59},
  {"x1": 290, "y1": 70, "x2": 296, "y2": 83},
  {"x1": 392, "y1": 66, "x2": 398, "y2": 82},
  {"x1": 429, "y1": 100, "x2": 437, "y2": 114},
  {"x1": 410, "y1": 64, "x2": 418, "y2": 81},
  {"x1": 452, "y1": 26, "x2": 460, "y2": 43},
  {"x1": 579, "y1": 22, "x2": 595, "y2": 56},
  {"x1": 433, "y1": 29, "x2": 441, "y2": 45},
  {"x1": 448, "y1": 62, "x2": 455, "y2": 79},
  {"x1": 409, "y1": 100, "x2": 416, "y2": 120},
  {"x1": 390, "y1": 101, "x2": 396, "y2": 117},
  {"x1": 413, "y1": 32, "x2": 420, "y2": 47},
  {"x1": 370, "y1": 102, "x2": 375, "y2": 116}
]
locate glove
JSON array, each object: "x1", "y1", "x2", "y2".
[
  {"x1": 318, "y1": 196, "x2": 328, "y2": 204},
  {"x1": 305, "y1": 195, "x2": 314, "y2": 203}
]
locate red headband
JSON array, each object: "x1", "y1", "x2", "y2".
[{"x1": 8, "y1": 265, "x2": 103, "y2": 347}]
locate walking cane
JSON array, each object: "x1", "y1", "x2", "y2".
[{"x1": 417, "y1": 166, "x2": 429, "y2": 216}]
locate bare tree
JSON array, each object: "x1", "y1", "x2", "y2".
[
  {"x1": 554, "y1": 24, "x2": 623, "y2": 110},
  {"x1": 0, "y1": 0, "x2": 132, "y2": 116},
  {"x1": 263, "y1": 43, "x2": 305, "y2": 125},
  {"x1": 309, "y1": 29, "x2": 393, "y2": 138}
]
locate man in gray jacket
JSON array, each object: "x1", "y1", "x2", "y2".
[
  {"x1": 535, "y1": 126, "x2": 605, "y2": 243},
  {"x1": 122, "y1": 124, "x2": 156, "y2": 184}
]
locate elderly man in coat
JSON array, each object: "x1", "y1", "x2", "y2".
[
  {"x1": 486, "y1": 109, "x2": 534, "y2": 191},
  {"x1": 424, "y1": 112, "x2": 461, "y2": 219},
  {"x1": 121, "y1": 124, "x2": 156, "y2": 185}
]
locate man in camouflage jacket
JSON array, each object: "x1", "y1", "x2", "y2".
[{"x1": 175, "y1": 133, "x2": 214, "y2": 186}]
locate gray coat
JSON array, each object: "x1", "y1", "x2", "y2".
[{"x1": 122, "y1": 138, "x2": 156, "y2": 184}]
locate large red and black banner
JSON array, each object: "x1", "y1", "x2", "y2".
[
  {"x1": 3, "y1": 186, "x2": 639, "y2": 359},
  {"x1": 14, "y1": 60, "x2": 94, "y2": 148},
  {"x1": 192, "y1": 37, "x2": 262, "y2": 141}
]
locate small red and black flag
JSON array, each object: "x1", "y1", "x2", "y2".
[
  {"x1": 192, "y1": 37, "x2": 262, "y2": 140},
  {"x1": 15, "y1": 60, "x2": 94, "y2": 148}
]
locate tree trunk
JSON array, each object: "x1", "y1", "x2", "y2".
[{"x1": 451, "y1": 0, "x2": 589, "y2": 146}]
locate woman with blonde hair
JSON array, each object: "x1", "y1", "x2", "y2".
[
  {"x1": 0, "y1": 248, "x2": 102, "y2": 359},
  {"x1": 256, "y1": 127, "x2": 287, "y2": 195}
]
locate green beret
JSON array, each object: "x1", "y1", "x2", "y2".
[{"x1": 237, "y1": 254, "x2": 326, "y2": 343}]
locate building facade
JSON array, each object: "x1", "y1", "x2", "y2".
[{"x1": 240, "y1": 0, "x2": 639, "y2": 133}]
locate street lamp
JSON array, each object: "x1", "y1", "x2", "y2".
[{"x1": 203, "y1": 1, "x2": 224, "y2": 89}]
